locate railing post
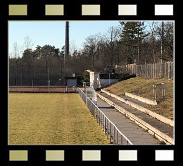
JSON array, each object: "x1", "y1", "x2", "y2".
[
  {"x1": 101, "y1": 113, "x2": 103, "y2": 129},
  {"x1": 99, "y1": 111, "x2": 100, "y2": 126},
  {"x1": 97, "y1": 110, "x2": 99, "y2": 123},
  {"x1": 114, "y1": 126, "x2": 115, "y2": 144},
  {"x1": 103, "y1": 116, "x2": 105, "y2": 132},
  {"x1": 97, "y1": 109, "x2": 99, "y2": 123},
  {"x1": 110, "y1": 122, "x2": 111, "y2": 143},
  {"x1": 107, "y1": 120, "x2": 108, "y2": 139},
  {"x1": 93, "y1": 104, "x2": 94, "y2": 116},
  {"x1": 78, "y1": 88, "x2": 132, "y2": 145},
  {"x1": 103, "y1": 114, "x2": 104, "y2": 131},
  {"x1": 105, "y1": 117, "x2": 106, "y2": 133},
  {"x1": 91, "y1": 102, "x2": 92, "y2": 113},
  {"x1": 117, "y1": 130, "x2": 118, "y2": 145},
  {"x1": 94, "y1": 107, "x2": 96, "y2": 119}
]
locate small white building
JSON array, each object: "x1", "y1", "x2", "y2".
[
  {"x1": 90, "y1": 71, "x2": 99, "y2": 90},
  {"x1": 86, "y1": 70, "x2": 119, "y2": 90}
]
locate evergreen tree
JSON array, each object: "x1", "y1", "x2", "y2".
[{"x1": 119, "y1": 21, "x2": 147, "y2": 64}]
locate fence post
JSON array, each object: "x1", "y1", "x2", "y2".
[
  {"x1": 114, "y1": 126, "x2": 115, "y2": 144},
  {"x1": 92, "y1": 104, "x2": 93, "y2": 116},
  {"x1": 99, "y1": 111, "x2": 100, "y2": 126},
  {"x1": 98, "y1": 110, "x2": 99, "y2": 123},
  {"x1": 98, "y1": 109, "x2": 99, "y2": 123},
  {"x1": 153, "y1": 85, "x2": 156, "y2": 101},
  {"x1": 103, "y1": 114, "x2": 105, "y2": 132},
  {"x1": 107, "y1": 120, "x2": 108, "y2": 139},
  {"x1": 94, "y1": 107, "x2": 96, "y2": 119},
  {"x1": 172, "y1": 62, "x2": 173, "y2": 79},
  {"x1": 117, "y1": 130, "x2": 118, "y2": 145},
  {"x1": 167, "y1": 62, "x2": 170, "y2": 79},
  {"x1": 123, "y1": 62, "x2": 173, "y2": 79},
  {"x1": 171, "y1": 62, "x2": 173, "y2": 79},
  {"x1": 102, "y1": 114, "x2": 103, "y2": 130},
  {"x1": 166, "y1": 62, "x2": 167, "y2": 78},
  {"x1": 110, "y1": 122, "x2": 111, "y2": 143},
  {"x1": 163, "y1": 83, "x2": 166, "y2": 100},
  {"x1": 104, "y1": 116, "x2": 106, "y2": 133}
]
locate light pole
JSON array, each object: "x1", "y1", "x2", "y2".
[
  {"x1": 48, "y1": 80, "x2": 50, "y2": 93},
  {"x1": 109, "y1": 73, "x2": 110, "y2": 86},
  {"x1": 48, "y1": 67, "x2": 50, "y2": 93}
]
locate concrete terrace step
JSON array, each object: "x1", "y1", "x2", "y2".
[
  {"x1": 125, "y1": 92, "x2": 157, "y2": 105},
  {"x1": 101, "y1": 90, "x2": 174, "y2": 127},
  {"x1": 97, "y1": 98, "x2": 161, "y2": 145},
  {"x1": 97, "y1": 92, "x2": 174, "y2": 145},
  {"x1": 119, "y1": 94, "x2": 149, "y2": 108}
]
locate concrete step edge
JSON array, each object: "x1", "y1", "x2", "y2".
[
  {"x1": 101, "y1": 89, "x2": 174, "y2": 127},
  {"x1": 97, "y1": 92, "x2": 174, "y2": 145},
  {"x1": 125, "y1": 92, "x2": 157, "y2": 105}
]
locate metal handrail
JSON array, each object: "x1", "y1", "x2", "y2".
[{"x1": 78, "y1": 88, "x2": 133, "y2": 145}]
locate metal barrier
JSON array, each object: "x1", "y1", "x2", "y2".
[
  {"x1": 78, "y1": 88, "x2": 132, "y2": 145},
  {"x1": 9, "y1": 86, "x2": 78, "y2": 93},
  {"x1": 153, "y1": 83, "x2": 166, "y2": 103}
]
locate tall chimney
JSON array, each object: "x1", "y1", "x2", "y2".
[{"x1": 65, "y1": 21, "x2": 69, "y2": 58}]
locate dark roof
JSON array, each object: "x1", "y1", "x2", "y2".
[{"x1": 65, "y1": 77, "x2": 77, "y2": 79}]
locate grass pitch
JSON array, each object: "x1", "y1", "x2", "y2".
[{"x1": 9, "y1": 93, "x2": 110, "y2": 145}]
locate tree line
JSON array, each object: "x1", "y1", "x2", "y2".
[{"x1": 9, "y1": 21, "x2": 173, "y2": 86}]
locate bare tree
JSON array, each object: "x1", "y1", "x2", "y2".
[
  {"x1": 154, "y1": 21, "x2": 173, "y2": 62},
  {"x1": 70, "y1": 40, "x2": 78, "y2": 56},
  {"x1": 84, "y1": 35, "x2": 98, "y2": 70},
  {"x1": 104, "y1": 26, "x2": 120, "y2": 67},
  {"x1": 147, "y1": 21, "x2": 157, "y2": 62},
  {"x1": 12, "y1": 42, "x2": 20, "y2": 59},
  {"x1": 12, "y1": 42, "x2": 20, "y2": 85},
  {"x1": 23, "y1": 36, "x2": 34, "y2": 50}
]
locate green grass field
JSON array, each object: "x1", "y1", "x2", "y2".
[
  {"x1": 9, "y1": 93, "x2": 110, "y2": 145},
  {"x1": 104, "y1": 77, "x2": 174, "y2": 120}
]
